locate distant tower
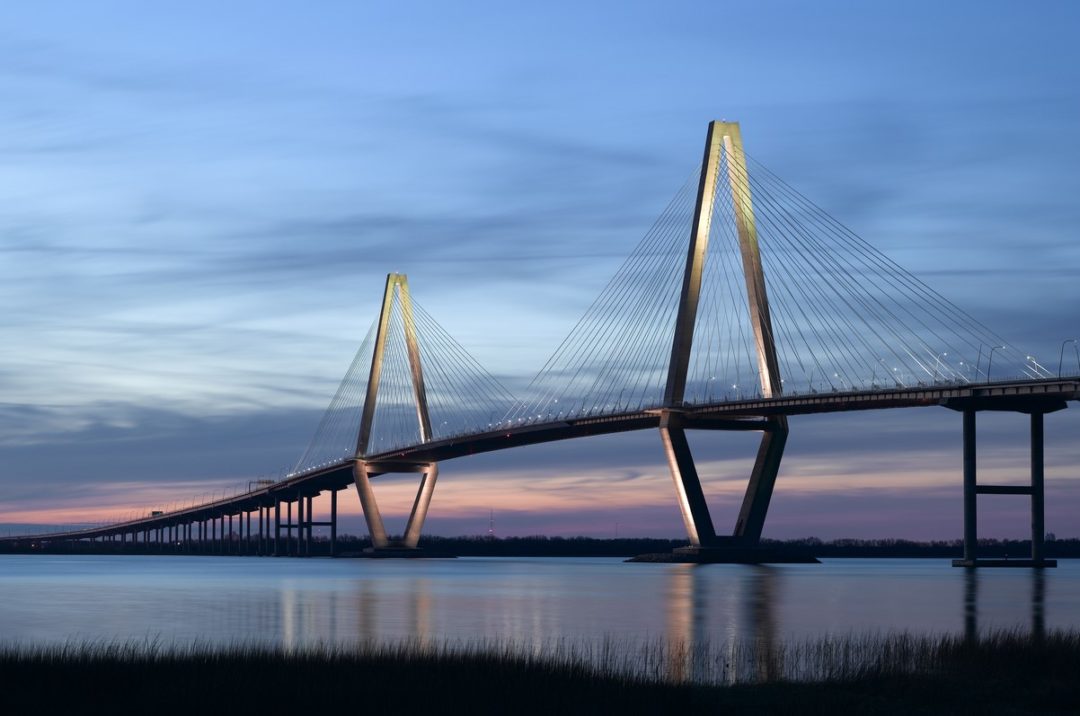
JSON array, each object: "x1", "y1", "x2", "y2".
[{"x1": 487, "y1": 510, "x2": 495, "y2": 538}]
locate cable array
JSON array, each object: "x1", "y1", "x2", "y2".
[
  {"x1": 504, "y1": 147, "x2": 1050, "y2": 423},
  {"x1": 291, "y1": 291, "x2": 517, "y2": 471},
  {"x1": 406, "y1": 299, "x2": 518, "y2": 446},
  {"x1": 290, "y1": 319, "x2": 378, "y2": 474},
  {"x1": 500, "y1": 169, "x2": 701, "y2": 425},
  {"x1": 297, "y1": 143, "x2": 1051, "y2": 460},
  {"x1": 682, "y1": 150, "x2": 1049, "y2": 402}
]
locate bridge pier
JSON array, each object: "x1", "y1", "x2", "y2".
[
  {"x1": 330, "y1": 489, "x2": 338, "y2": 557},
  {"x1": 353, "y1": 461, "x2": 440, "y2": 553},
  {"x1": 274, "y1": 501, "x2": 281, "y2": 556},
  {"x1": 306, "y1": 495, "x2": 314, "y2": 556},
  {"x1": 952, "y1": 406, "x2": 1057, "y2": 568},
  {"x1": 259, "y1": 505, "x2": 267, "y2": 555},
  {"x1": 294, "y1": 500, "x2": 301, "y2": 555},
  {"x1": 646, "y1": 412, "x2": 811, "y2": 563}
]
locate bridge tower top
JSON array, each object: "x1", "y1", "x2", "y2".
[
  {"x1": 356, "y1": 273, "x2": 433, "y2": 457},
  {"x1": 664, "y1": 121, "x2": 782, "y2": 407}
]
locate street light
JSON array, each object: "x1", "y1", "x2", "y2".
[
  {"x1": 1059, "y1": 339, "x2": 1079, "y2": 378},
  {"x1": 986, "y1": 345, "x2": 1005, "y2": 383}
]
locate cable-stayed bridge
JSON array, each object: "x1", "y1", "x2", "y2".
[{"x1": 5, "y1": 121, "x2": 1076, "y2": 566}]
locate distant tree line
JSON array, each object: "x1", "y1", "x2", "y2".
[{"x1": 4, "y1": 533, "x2": 1079, "y2": 558}]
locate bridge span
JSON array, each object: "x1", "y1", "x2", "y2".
[{"x1": 3, "y1": 121, "x2": 1076, "y2": 566}]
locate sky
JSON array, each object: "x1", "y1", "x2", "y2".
[{"x1": 1, "y1": 1, "x2": 1079, "y2": 540}]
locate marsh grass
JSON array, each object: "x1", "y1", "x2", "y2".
[{"x1": 1, "y1": 630, "x2": 1077, "y2": 714}]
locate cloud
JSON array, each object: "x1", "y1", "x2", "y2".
[{"x1": 2, "y1": 1, "x2": 1079, "y2": 541}]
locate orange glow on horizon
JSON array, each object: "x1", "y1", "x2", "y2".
[{"x1": 5, "y1": 449, "x2": 1074, "y2": 530}]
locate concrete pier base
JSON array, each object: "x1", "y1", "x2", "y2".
[
  {"x1": 629, "y1": 544, "x2": 819, "y2": 564},
  {"x1": 952, "y1": 558, "x2": 1057, "y2": 568},
  {"x1": 352, "y1": 546, "x2": 456, "y2": 559}
]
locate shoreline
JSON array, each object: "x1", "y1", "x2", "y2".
[{"x1": 3, "y1": 535, "x2": 1078, "y2": 560}]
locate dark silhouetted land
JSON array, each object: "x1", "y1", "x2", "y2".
[
  {"x1": 4, "y1": 533, "x2": 1080, "y2": 559},
  {"x1": 1, "y1": 631, "x2": 1078, "y2": 715}
]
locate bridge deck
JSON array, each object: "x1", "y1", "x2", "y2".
[{"x1": 6, "y1": 378, "x2": 1077, "y2": 545}]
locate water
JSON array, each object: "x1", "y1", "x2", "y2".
[{"x1": 0, "y1": 555, "x2": 1075, "y2": 650}]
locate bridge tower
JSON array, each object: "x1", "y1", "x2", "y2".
[
  {"x1": 352, "y1": 273, "x2": 440, "y2": 551},
  {"x1": 660, "y1": 121, "x2": 789, "y2": 554}
]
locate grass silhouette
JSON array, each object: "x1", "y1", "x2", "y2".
[{"x1": 0, "y1": 630, "x2": 1076, "y2": 714}]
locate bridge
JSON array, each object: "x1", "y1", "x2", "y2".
[{"x1": 4, "y1": 121, "x2": 1076, "y2": 567}]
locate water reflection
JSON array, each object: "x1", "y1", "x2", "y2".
[
  {"x1": 357, "y1": 579, "x2": 377, "y2": 641},
  {"x1": 0, "y1": 556, "x2": 1070, "y2": 656},
  {"x1": 746, "y1": 568, "x2": 780, "y2": 682},
  {"x1": 963, "y1": 567, "x2": 1047, "y2": 645},
  {"x1": 1033, "y1": 569, "x2": 1046, "y2": 643},
  {"x1": 409, "y1": 578, "x2": 433, "y2": 646},
  {"x1": 964, "y1": 568, "x2": 978, "y2": 644},
  {"x1": 665, "y1": 564, "x2": 780, "y2": 683},
  {"x1": 331, "y1": 576, "x2": 435, "y2": 645}
]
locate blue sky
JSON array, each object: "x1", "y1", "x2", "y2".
[{"x1": 1, "y1": 1, "x2": 1079, "y2": 539}]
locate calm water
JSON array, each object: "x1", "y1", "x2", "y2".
[{"x1": 0, "y1": 555, "x2": 1076, "y2": 649}]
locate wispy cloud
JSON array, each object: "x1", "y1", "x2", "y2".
[{"x1": 1, "y1": 2, "x2": 1079, "y2": 538}]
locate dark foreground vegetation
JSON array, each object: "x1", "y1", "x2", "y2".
[
  {"x1": 1, "y1": 631, "x2": 1077, "y2": 715},
  {"x1": 5, "y1": 533, "x2": 1080, "y2": 559}
]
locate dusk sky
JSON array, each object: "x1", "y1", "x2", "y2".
[{"x1": 2, "y1": 1, "x2": 1079, "y2": 540}]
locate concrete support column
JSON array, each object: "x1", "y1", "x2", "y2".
[
  {"x1": 353, "y1": 463, "x2": 389, "y2": 549},
  {"x1": 305, "y1": 495, "x2": 313, "y2": 556},
  {"x1": 287, "y1": 501, "x2": 294, "y2": 556},
  {"x1": 274, "y1": 501, "x2": 281, "y2": 556},
  {"x1": 963, "y1": 409, "x2": 977, "y2": 563},
  {"x1": 296, "y1": 497, "x2": 304, "y2": 557},
  {"x1": 1031, "y1": 412, "x2": 1045, "y2": 563},
  {"x1": 734, "y1": 417, "x2": 789, "y2": 541},
  {"x1": 330, "y1": 489, "x2": 338, "y2": 557},
  {"x1": 659, "y1": 413, "x2": 716, "y2": 548},
  {"x1": 228, "y1": 514, "x2": 234, "y2": 555},
  {"x1": 403, "y1": 464, "x2": 439, "y2": 549}
]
